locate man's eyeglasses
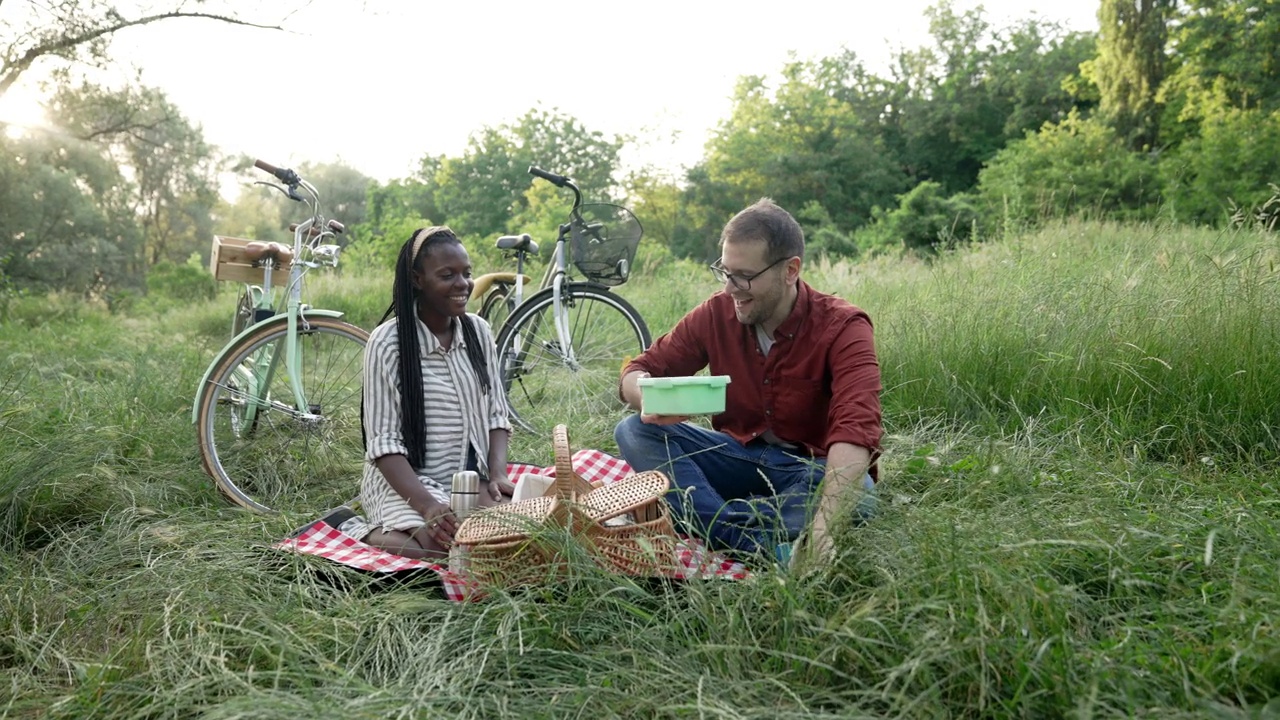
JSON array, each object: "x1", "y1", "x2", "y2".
[{"x1": 709, "y1": 256, "x2": 789, "y2": 291}]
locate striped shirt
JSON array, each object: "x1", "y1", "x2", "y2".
[{"x1": 359, "y1": 313, "x2": 511, "y2": 531}]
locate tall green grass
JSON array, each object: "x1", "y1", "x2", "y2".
[
  {"x1": 813, "y1": 221, "x2": 1280, "y2": 465},
  {"x1": 1, "y1": 221, "x2": 1277, "y2": 718}
]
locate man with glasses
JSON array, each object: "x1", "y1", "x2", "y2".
[{"x1": 614, "y1": 198, "x2": 881, "y2": 564}]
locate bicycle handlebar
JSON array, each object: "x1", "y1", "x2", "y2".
[
  {"x1": 254, "y1": 158, "x2": 300, "y2": 186},
  {"x1": 528, "y1": 166, "x2": 569, "y2": 187},
  {"x1": 529, "y1": 165, "x2": 582, "y2": 215},
  {"x1": 253, "y1": 158, "x2": 343, "y2": 258},
  {"x1": 287, "y1": 219, "x2": 345, "y2": 235}
]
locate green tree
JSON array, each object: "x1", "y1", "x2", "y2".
[
  {"x1": 888, "y1": 3, "x2": 1003, "y2": 191},
  {"x1": 342, "y1": 158, "x2": 447, "y2": 273},
  {"x1": 364, "y1": 155, "x2": 445, "y2": 233},
  {"x1": 48, "y1": 82, "x2": 219, "y2": 272},
  {"x1": 976, "y1": 111, "x2": 1160, "y2": 225},
  {"x1": 668, "y1": 163, "x2": 742, "y2": 262},
  {"x1": 1159, "y1": 107, "x2": 1280, "y2": 224},
  {"x1": 0, "y1": 131, "x2": 141, "y2": 295},
  {"x1": 1085, "y1": 0, "x2": 1175, "y2": 149},
  {"x1": 886, "y1": 2, "x2": 1096, "y2": 192},
  {"x1": 214, "y1": 185, "x2": 289, "y2": 245},
  {"x1": 431, "y1": 108, "x2": 623, "y2": 240},
  {"x1": 1158, "y1": 0, "x2": 1280, "y2": 145},
  {"x1": 698, "y1": 54, "x2": 909, "y2": 241},
  {"x1": 296, "y1": 161, "x2": 374, "y2": 232},
  {"x1": 796, "y1": 201, "x2": 858, "y2": 258},
  {"x1": 624, "y1": 166, "x2": 683, "y2": 254},
  {"x1": 994, "y1": 21, "x2": 1099, "y2": 135}
]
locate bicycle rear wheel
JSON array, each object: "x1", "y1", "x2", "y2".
[
  {"x1": 496, "y1": 284, "x2": 650, "y2": 440},
  {"x1": 196, "y1": 316, "x2": 368, "y2": 514},
  {"x1": 231, "y1": 286, "x2": 256, "y2": 337},
  {"x1": 479, "y1": 283, "x2": 514, "y2": 336}
]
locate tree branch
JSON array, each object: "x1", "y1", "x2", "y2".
[{"x1": 0, "y1": 11, "x2": 283, "y2": 98}]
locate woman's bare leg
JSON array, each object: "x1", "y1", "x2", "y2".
[{"x1": 363, "y1": 527, "x2": 448, "y2": 560}]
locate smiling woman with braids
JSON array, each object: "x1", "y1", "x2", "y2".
[{"x1": 358, "y1": 226, "x2": 513, "y2": 559}]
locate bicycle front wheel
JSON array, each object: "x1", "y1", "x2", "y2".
[
  {"x1": 496, "y1": 284, "x2": 650, "y2": 440},
  {"x1": 196, "y1": 316, "x2": 369, "y2": 514}
]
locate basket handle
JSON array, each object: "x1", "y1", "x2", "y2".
[{"x1": 547, "y1": 424, "x2": 594, "y2": 500}]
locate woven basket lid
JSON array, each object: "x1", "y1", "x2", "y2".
[
  {"x1": 455, "y1": 495, "x2": 556, "y2": 546},
  {"x1": 577, "y1": 470, "x2": 669, "y2": 523}
]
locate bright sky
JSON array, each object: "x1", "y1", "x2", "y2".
[{"x1": 2, "y1": 0, "x2": 1099, "y2": 184}]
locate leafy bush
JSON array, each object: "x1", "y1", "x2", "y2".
[
  {"x1": 342, "y1": 217, "x2": 508, "y2": 279},
  {"x1": 105, "y1": 288, "x2": 139, "y2": 314},
  {"x1": 796, "y1": 201, "x2": 858, "y2": 259},
  {"x1": 0, "y1": 269, "x2": 17, "y2": 320},
  {"x1": 976, "y1": 111, "x2": 1160, "y2": 227},
  {"x1": 855, "y1": 182, "x2": 979, "y2": 253},
  {"x1": 340, "y1": 217, "x2": 423, "y2": 274},
  {"x1": 1160, "y1": 108, "x2": 1280, "y2": 225},
  {"x1": 630, "y1": 237, "x2": 676, "y2": 278},
  {"x1": 146, "y1": 256, "x2": 216, "y2": 303}
]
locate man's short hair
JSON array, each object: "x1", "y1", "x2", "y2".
[{"x1": 721, "y1": 198, "x2": 805, "y2": 262}]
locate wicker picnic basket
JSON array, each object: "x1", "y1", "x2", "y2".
[{"x1": 454, "y1": 424, "x2": 680, "y2": 584}]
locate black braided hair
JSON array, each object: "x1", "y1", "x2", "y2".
[{"x1": 365, "y1": 227, "x2": 491, "y2": 470}]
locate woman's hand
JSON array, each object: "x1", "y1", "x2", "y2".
[
  {"x1": 489, "y1": 470, "x2": 515, "y2": 497},
  {"x1": 479, "y1": 470, "x2": 514, "y2": 507},
  {"x1": 416, "y1": 496, "x2": 458, "y2": 548}
]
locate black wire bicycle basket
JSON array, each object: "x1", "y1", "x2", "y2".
[{"x1": 569, "y1": 204, "x2": 643, "y2": 286}]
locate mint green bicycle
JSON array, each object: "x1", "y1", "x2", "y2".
[{"x1": 193, "y1": 160, "x2": 368, "y2": 514}]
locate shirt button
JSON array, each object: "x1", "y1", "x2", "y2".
[
  {"x1": 765, "y1": 409, "x2": 772, "y2": 416},
  {"x1": 763, "y1": 378, "x2": 770, "y2": 385}
]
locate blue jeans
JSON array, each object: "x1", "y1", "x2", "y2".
[{"x1": 614, "y1": 414, "x2": 876, "y2": 555}]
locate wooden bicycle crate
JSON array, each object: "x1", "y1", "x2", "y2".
[{"x1": 210, "y1": 235, "x2": 287, "y2": 284}]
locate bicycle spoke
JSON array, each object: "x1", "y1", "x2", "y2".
[
  {"x1": 199, "y1": 319, "x2": 367, "y2": 514},
  {"x1": 498, "y1": 287, "x2": 649, "y2": 440}
]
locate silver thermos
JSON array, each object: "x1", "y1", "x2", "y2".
[{"x1": 450, "y1": 470, "x2": 480, "y2": 521}]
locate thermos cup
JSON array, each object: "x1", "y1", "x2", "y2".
[{"x1": 450, "y1": 470, "x2": 480, "y2": 520}]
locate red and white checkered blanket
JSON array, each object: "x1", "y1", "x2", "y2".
[{"x1": 275, "y1": 450, "x2": 749, "y2": 601}]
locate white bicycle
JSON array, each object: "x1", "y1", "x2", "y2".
[{"x1": 472, "y1": 166, "x2": 651, "y2": 437}]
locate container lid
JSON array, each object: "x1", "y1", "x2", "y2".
[{"x1": 637, "y1": 375, "x2": 731, "y2": 389}]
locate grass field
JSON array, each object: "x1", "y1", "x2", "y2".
[{"x1": 2, "y1": 221, "x2": 1278, "y2": 718}]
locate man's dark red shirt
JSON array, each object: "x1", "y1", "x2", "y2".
[{"x1": 623, "y1": 280, "x2": 882, "y2": 477}]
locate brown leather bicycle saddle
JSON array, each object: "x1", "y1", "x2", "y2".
[{"x1": 243, "y1": 241, "x2": 294, "y2": 264}]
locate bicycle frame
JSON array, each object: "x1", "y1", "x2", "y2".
[
  {"x1": 549, "y1": 231, "x2": 579, "y2": 368},
  {"x1": 502, "y1": 172, "x2": 585, "y2": 370},
  {"x1": 192, "y1": 174, "x2": 345, "y2": 426}
]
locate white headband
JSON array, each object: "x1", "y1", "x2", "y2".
[{"x1": 410, "y1": 225, "x2": 453, "y2": 262}]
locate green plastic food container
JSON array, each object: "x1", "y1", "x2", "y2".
[{"x1": 638, "y1": 375, "x2": 732, "y2": 416}]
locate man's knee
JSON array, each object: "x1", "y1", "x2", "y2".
[
  {"x1": 614, "y1": 412, "x2": 666, "y2": 453},
  {"x1": 613, "y1": 412, "x2": 646, "y2": 452}
]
